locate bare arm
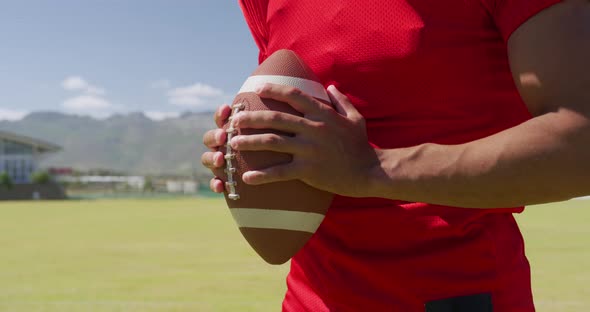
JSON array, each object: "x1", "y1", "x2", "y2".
[
  {"x1": 203, "y1": 1, "x2": 590, "y2": 208},
  {"x1": 369, "y1": 0, "x2": 590, "y2": 207}
]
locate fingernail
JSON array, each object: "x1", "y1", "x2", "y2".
[
  {"x1": 230, "y1": 136, "x2": 240, "y2": 148},
  {"x1": 215, "y1": 129, "x2": 224, "y2": 143},
  {"x1": 255, "y1": 83, "x2": 268, "y2": 94},
  {"x1": 232, "y1": 112, "x2": 242, "y2": 126},
  {"x1": 215, "y1": 180, "x2": 225, "y2": 193},
  {"x1": 242, "y1": 172, "x2": 252, "y2": 184},
  {"x1": 215, "y1": 153, "x2": 224, "y2": 166}
]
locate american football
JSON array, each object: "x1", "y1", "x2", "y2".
[{"x1": 216, "y1": 49, "x2": 334, "y2": 265}]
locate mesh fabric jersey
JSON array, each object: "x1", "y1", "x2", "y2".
[{"x1": 239, "y1": 0, "x2": 562, "y2": 311}]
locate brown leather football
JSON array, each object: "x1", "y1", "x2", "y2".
[{"x1": 215, "y1": 49, "x2": 334, "y2": 265}]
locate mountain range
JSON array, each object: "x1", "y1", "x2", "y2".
[{"x1": 0, "y1": 112, "x2": 216, "y2": 176}]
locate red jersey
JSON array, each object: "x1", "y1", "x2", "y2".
[{"x1": 239, "y1": 0, "x2": 562, "y2": 311}]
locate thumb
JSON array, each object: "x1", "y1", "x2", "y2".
[{"x1": 327, "y1": 85, "x2": 362, "y2": 121}]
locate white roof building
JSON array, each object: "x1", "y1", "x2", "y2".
[{"x1": 0, "y1": 131, "x2": 61, "y2": 184}]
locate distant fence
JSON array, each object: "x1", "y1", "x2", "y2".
[
  {"x1": 0, "y1": 183, "x2": 67, "y2": 200},
  {"x1": 66, "y1": 185, "x2": 222, "y2": 200}
]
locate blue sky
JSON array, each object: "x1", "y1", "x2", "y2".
[{"x1": 0, "y1": 0, "x2": 260, "y2": 120}]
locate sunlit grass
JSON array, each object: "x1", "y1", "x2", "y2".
[
  {"x1": 0, "y1": 197, "x2": 587, "y2": 311},
  {"x1": 0, "y1": 198, "x2": 288, "y2": 312}
]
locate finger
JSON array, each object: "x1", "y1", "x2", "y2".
[
  {"x1": 201, "y1": 151, "x2": 225, "y2": 169},
  {"x1": 256, "y1": 83, "x2": 321, "y2": 115},
  {"x1": 233, "y1": 110, "x2": 312, "y2": 134},
  {"x1": 242, "y1": 163, "x2": 299, "y2": 185},
  {"x1": 202, "y1": 129, "x2": 227, "y2": 150},
  {"x1": 327, "y1": 85, "x2": 362, "y2": 121},
  {"x1": 214, "y1": 104, "x2": 232, "y2": 128},
  {"x1": 209, "y1": 177, "x2": 225, "y2": 193},
  {"x1": 230, "y1": 133, "x2": 302, "y2": 154}
]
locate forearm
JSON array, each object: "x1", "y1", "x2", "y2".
[{"x1": 369, "y1": 109, "x2": 590, "y2": 208}]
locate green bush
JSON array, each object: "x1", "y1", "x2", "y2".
[
  {"x1": 0, "y1": 172, "x2": 13, "y2": 190},
  {"x1": 31, "y1": 171, "x2": 51, "y2": 184},
  {"x1": 143, "y1": 177, "x2": 155, "y2": 193}
]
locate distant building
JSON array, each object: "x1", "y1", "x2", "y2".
[
  {"x1": 0, "y1": 131, "x2": 61, "y2": 184},
  {"x1": 57, "y1": 175, "x2": 147, "y2": 191},
  {"x1": 166, "y1": 180, "x2": 198, "y2": 194}
]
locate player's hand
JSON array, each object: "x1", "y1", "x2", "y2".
[
  {"x1": 201, "y1": 104, "x2": 232, "y2": 193},
  {"x1": 230, "y1": 84, "x2": 381, "y2": 197}
]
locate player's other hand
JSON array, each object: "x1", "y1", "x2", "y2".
[
  {"x1": 230, "y1": 84, "x2": 380, "y2": 197},
  {"x1": 201, "y1": 104, "x2": 232, "y2": 193}
]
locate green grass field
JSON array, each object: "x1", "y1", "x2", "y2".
[{"x1": 0, "y1": 198, "x2": 588, "y2": 311}]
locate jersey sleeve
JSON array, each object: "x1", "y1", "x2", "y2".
[
  {"x1": 239, "y1": 0, "x2": 270, "y2": 64},
  {"x1": 481, "y1": 0, "x2": 563, "y2": 41}
]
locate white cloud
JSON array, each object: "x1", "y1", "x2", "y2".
[
  {"x1": 169, "y1": 83, "x2": 224, "y2": 98},
  {"x1": 167, "y1": 82, "x2": 226, "y2": 109},
  {"x1": 150, "y1": 79, "x2": 171, "y2": 89},
  {"x1": 62, "y1": 76, "x2": 105, "y2": 95},
  {"x1": 62, "y1": 95, "x2": 113, "y2": 111},
  {"x1": 0, "y1": 109, "x2": 28, "y2": 121},
  {"x1": 144, "y1": 111, "x2": 180, "y2": 121},
  {"x1": 60, "y1": 75, "x2": 119, "y2": 118},
  {"x1": 169, "y1": 95, "x2": 206, "y2": 107}
]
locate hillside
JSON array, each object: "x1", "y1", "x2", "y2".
[{"x1": 0, "y1": 112, "x2": 216, "y2": 175}]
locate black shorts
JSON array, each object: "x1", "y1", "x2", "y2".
[{"x1": 425, "y1": 293, "x2": 493, "y2": 312}]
